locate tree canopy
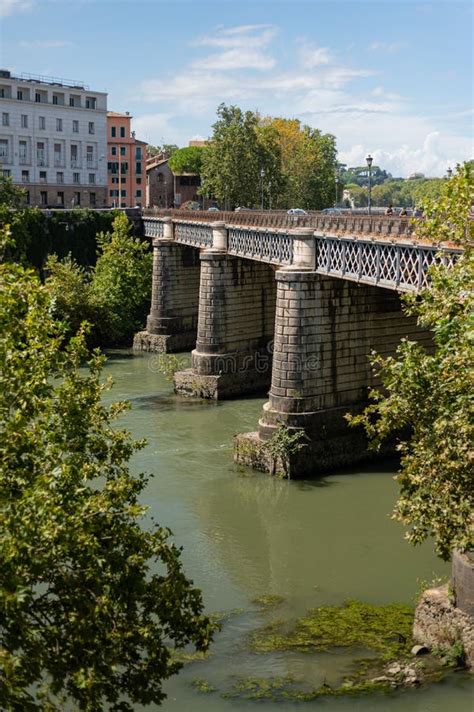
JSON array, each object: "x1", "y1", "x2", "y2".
[
  {"x1": 200, "y1": 105, "x2": 338, "y2": 210},
  {"x1": 0, "y1": 227, "x2": 213, "y2": 710},
  {"x1": 168, "y1": 146, "x2": 204, "y2": 175},
  {"x1": 348, "y1": 163, "x2": 474, "y2": 560}
]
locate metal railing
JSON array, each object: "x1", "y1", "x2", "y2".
[
  {"x1": 174, "y1": 221, "x2": 213, "y2": 248},
  {"x1": 228, "y1": 226, "x2": 293, "y2": 265},
  {"x1": 315, "y1": 236, "x2": 461, "y2": 292}
]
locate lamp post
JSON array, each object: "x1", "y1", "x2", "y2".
[
  {"x1": 447, "y1": 167, "x2": 453, "y2": 179},
  {"x1": 268, "y1": 180, "x2": 272, "y2": 210},
  {"x1": 260, "y1": 167, "x2": 265, "y2": 210},
  {"x1": 334, "y1": 169, "x2": 339, "y2": 208},
  {"x1": 366, "y1": 154, "x2": 373, "y2": 215}
]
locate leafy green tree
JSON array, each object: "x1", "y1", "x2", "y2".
[
  {"x1": 200, "y1": 104, "x2": 277, "y2": 209},
  {"x1": 0, "y1": 175, "x2": 26, "y2": 210},
  {"x1": 344, "y1": 183, "x2": 368, "y2": 208},
  {"x1": 348, "y1": 163, "x2": 474, "y2": 560},
  {"x1": 168, "y1": 146, "x2": 204, "y2": 175},
  {"x1": 0, "y1": 232, "x2": 213, "y2": 710},
  {"x1": 45, "y1": 254, "x2": 92, "y2": 339},
  {"x1": 88, "y1": 213, "x2": 152, "y2": 345}
]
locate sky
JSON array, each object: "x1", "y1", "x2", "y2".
[{"x1": 1, "y1": 0, "x2": 473, "y2": 177}]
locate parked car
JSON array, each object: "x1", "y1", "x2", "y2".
[
  {"x1": 287, "y1": 208, "x2": 308, "y2": 215},
  {"x1": 322, "y1": 208, "x2": 343, "y2": 214},
  {"x1": 181, "y1": 201, "x2": 201, "y2": 211},
  {"x1": 207, "y1": 206, "x2": 220, "y2": 212},
  {"x1": 234, "y1": 206, "x2": 252, "y2": 212}
]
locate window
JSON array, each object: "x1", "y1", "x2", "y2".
[
  {"x1": 40, "y1": 191, "x2": 47, "y2": 205},
  {"x1": 111, "y1": 177, "x2": 119, "y2": 184},
  {"x1": 86, "y1": 145, "x2": 94, "y2": 166},
  {"x1": 56, "y1": 118, "x2": 62, "y2": 132},
  {"x1": 120, "y1": 126, "x2": 125, "y2": 138},
  {"x1": 57, "y1": 191, "x2": 64, "y2": 206},
  {"x1": 0, "y1": 139, "x2": 8, "y2": 159},
  {"x1": 136, "y1": 162, "x2": 142, "y2": 175},
  {"x1": 54, "y1": 143, "x2": 62, "y2": 166},
  {"x1": 136, "y1": 177, "x2": 141, "y2": 184},
  {"x1": 108, "y1": 161, "x2": 118, "y2": 174},
  {"x1": 69, "y1": 97, "x2": 75, "y2": 107},
  {"x1": 53, "y1": 95, "x2": 58, "y2": 105},
  {"x1": 89, "y1": 192, "x2": 96, "y2": 207},
  {"x1": 21, "y1": 114, "x2": 28, "y2": 128},
  {"x1": 21, "y1": 170, "x2": 29, "y2": 183},
  {"x1": 39, "y1": 171, "x2": 47, "y2": 183},
  {"x1": 17, "y1": 89, "x2": 23, "y2": 100},
  {"x1": 120, "y1": 146, "x2": 126, "y2": 156},
  {"x1": 24, "y1": 190, "x2": 30, "y2": 204},
  {"x1": 121, "y1": 189, "x2": 127, "y2": 197},
  {"x1": 111, "y1": 126, "x2": 116, "y2": 138},
  {"x1": 2, "y1": 169, "x2": 11, "y2": 177},
  {"x1": 19, "y1": 140, "x2": 28, "y2": 162},
  {"x1": 136, "y1": 147, "x2": 142, "y2": 160},
  {"x1": 74, "y1": 191, "x2": 81, "y2": 206},
  {"x1": 57, "y1": 171, "x2": 64, "y2": 184},
  {"x1": 72, "y1": 120, "x2": 79, "y2": 133},
  {"x1": 37, "y1": 142, "x2": 46, "y2": 166},
  {"x1": 120, "y1": 176, "x2": 126, "y2": 183},
  {"x1": 86, "y1": 96, "x2": 96, "y2": 109},
  {"x1": 136, "y1": 189, "x2": 142, "y2": 197},
  {"x1": 89, "y1": 173, "x2": 95, "y2": 184},
  {"x1": 88, "y1": 121, "x2": 94, "y2": 135},
  {"x1": 0, "y1": 88, "x2": 4, "y2": 98},
  {"x1": 120, "y1": 162, "x2": 128, "y2": 174},
  {"x1": 111, "y1": 146, "x2": 117, "y2": 156},
  {"x1": 73, "y1": 172, "x2": 80, "y2": 184},
  {"x1": 35, "y1": 92, "x2": 41, "y2": 103},
  {"x1": 2, "y1": 112, "x2": 9, "y2": 126},
  {"x1": 39, "y1": 116, "x2": 45, "y2": 130},
  {"x1": 71, "y1": 145, "x2": 78, "y2": 168}
]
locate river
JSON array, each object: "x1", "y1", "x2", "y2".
[{"x1": 104, "y1": 350, "x2": 473, "y2": 711}]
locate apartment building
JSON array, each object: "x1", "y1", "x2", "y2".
[
  {"x1": 0, "y1": 69, "x2": 107, "y2": 207},
  {"x1": 107, "y1": 112, "x2": 146, "y2": 208}
]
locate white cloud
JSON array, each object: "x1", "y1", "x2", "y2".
[
  {"x1": 299, "y1": 44, "x2": 332, "y2": 68},
  {"x1": 20, "y1": 39, "x2": 72, "y2": 48},
  {"x1": 0, "y1": 0, "x2": 33, "y2": 17},
  {"x1": 369, "y1": 40, "x2": 405, "y2": 53},
  {"x1": 191, "y1": 24, "x2": 276, "y2": 72},
  {"x1": 193, "y1": 48, "x2": 275, "y2": 71},
  {"x1": 132, "y1": 113, "x2": 175, "y2": 145}
]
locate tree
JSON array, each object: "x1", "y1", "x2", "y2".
[
  {"x1": 45, "y1": 254, "x2": 91, "y2": 339},
  {"x1": 0, "y1": 231, "x2": 213, "y2": 710},
  {"x1": 88, "y1": 213, "x2": 152, "y2": 345},
  {"x1": 200, "y1": 104, "x2": 265, "y2": 208},
  {"x1": 264, "y1": 118, "x2": 337, "y2": 209},
  {"x1": 168, "y1": 146, "x2": 204, "y2": 175},
  {"x1": 348, "y1": 163, "x2": 474, "y2": 560}
]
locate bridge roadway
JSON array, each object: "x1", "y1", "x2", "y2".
[{"x1": 135, "y1": 210, "x2": 459, "y2": 477}]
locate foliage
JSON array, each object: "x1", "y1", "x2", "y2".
[
  {"x1": 249, "y1": 599, "x2": 414, "y2": 659},
  {"x1": 340, "y1": 165, "x2": 392, "y2": 187},
  {"x1": 348, "y1": 163, "x2": 474, "y2": 560},
  {"x1": 88, "y1": 213, "x2": 152, "y2": 346},
  {"x1": 265, "y1": 425, "x2": 308, "y2": 478},
  {"x1": 345, "y1": 177, "x2": 447, "y2": 209},
  {"x1": 0, "y1": 242, "x2": 213, "y2": 710},
  {"x1": 200, "y1": 104, "x2": 271, "y2": 209},
  {"x1": 0, "y1": 175, "x2": 26, "y2": 210},
  {"x1": 45, "y1": 254, "x2": 92, "y2": 339},
  {"x1": 168, "y1": 146, "x2": 204, "y2": 175}
]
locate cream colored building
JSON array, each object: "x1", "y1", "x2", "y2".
[{"x1": 0, "y1": 69, "x2": 108, "y2": 207}]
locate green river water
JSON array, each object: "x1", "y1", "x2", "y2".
[{"x1": 104, "y1": 350, "x2": 473, "y2": 712}]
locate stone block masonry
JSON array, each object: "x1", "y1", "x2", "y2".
[
  {"x1": 174, "y1": 251, "x2": 277, "y2": 399},
  {"x1": 133, "y1": 236, "x2": 200, "y2": 353},
  {"x1": 235, "y1": 268, "x2": 432, "y2": 477}
]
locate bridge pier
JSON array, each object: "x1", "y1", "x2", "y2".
[
  {"x1": 133, "y1": 218, "x2": 200, "y2": 353},
  {"x1": 173, "y1": 239, "x2": 276, "y2": 398},
  {"x1": 235, "y1": 273, "x2": 430, "y2": 477}
]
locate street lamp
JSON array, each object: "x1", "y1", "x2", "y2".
[
  {"x1": 260, "y1": 167, "x2": 265, "y2": 210},
  {"x1": 447, "y1": 167, "x2": 453, "y2": 179},
  {"x1": 366, "y1": 154, "x2": 373, "y2": 215}
]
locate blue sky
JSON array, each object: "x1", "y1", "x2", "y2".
[{"x1": 1, "y1": 0, "x2": 473, "y2": 176}]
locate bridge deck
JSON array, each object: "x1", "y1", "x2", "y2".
[{"x1": 142, "y1": 211, "x2": 461, "y2": 293}]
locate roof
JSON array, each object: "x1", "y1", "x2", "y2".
[{"x1": 107, "y1": 111, "x2": 132, "y2": 118}]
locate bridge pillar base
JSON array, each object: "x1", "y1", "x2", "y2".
[{"x1": 133, "y1": 237, "x2": 200, "y2": 354}]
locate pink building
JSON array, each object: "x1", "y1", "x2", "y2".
[{"x1": 107, "y1": 112, "x2": 146, "y2": 207}]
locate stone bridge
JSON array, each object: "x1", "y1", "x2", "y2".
[{"x1": 134, "y1": 210, "x2": 460, "y2": 477}]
